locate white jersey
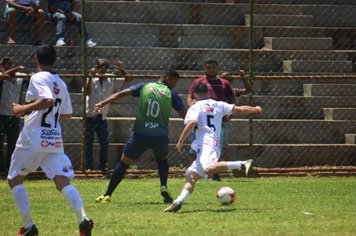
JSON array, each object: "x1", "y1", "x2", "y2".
[
  {"x1": 185, "y1": 99, "x2": 234, "y2": 151},
  {"x1": 16, "y1": 71, "x2": 72, "y2": 153}
]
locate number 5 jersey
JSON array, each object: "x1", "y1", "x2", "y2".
[{"x1": 16, "y1": 71, "x2": 72, "y2": 153}]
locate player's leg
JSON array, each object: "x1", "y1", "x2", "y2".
[
  {"x1": 6, "y1": 7, "x2": 16, "y2": 44},
  {"x1": 96, "y1": 118, "x2": 109, "y2": 174},
  {"x1": 152, "y1": 136, "x2": 173, "y2": 203},
  {"x1": 8, "y1": 148, "x2": 42, "y2": 235},
  {"x1": 96, "y1": 132, "x2": 143, "y2": 203},
  {"x1": 164, "y1": 168, "x2": 201, "y2": 213},
  {"x1": 42, "y1": 153, "x2": 93, "y2": 236},
  {"x1": 205, "y1": 159, "x2": 253, "y2": 176},
  {"x1": 85, "y1": 116, "x2": 95, "y2": 170},
  {"x1": 54, "y1": 176, "x2": 93, "y2": 236}
]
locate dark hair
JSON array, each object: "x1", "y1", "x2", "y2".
[
  {"x1": 204, "y1": 59, "x2": 218, "y2": 66},
  {"x1": 95, "y1": 58, "x2": 109, "y2": 69},
  {"x1": 1, "y1": 57, "x2": 12, "y2": 65},
  {"x1": 162, "y1": 68, "x2": 180, "y2": 79},
  {"x1": 36, "y1": 45, "x2": 56, "y2": 66},
  {"x1": 194, "y1": 82, "x2": 209, "y2": 94}
]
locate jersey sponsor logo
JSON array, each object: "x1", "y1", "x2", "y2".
[
  {"x1": 158, "y1": 89, "x2": 167, "y2": 96},
  {"x1": 53, "y1": 82, "x2": 60, "y2": 94},
  {"x1": 62, "y1": 164, "x2": 73, "y2": 173},
  {"x1": 41, "y1": 140, "x2": 49, "y2": 148},
  {"x1": 145, "y1": 121, "x2": 159, "y2": 128},
  {"x1": 204, "y1": 104, "x2": 214, "y2": 112},
  {"x1": 53, "y1": 87, "x2": 60, "y2": 94}
]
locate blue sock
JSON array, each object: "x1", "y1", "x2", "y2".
[
  {"x1": 104, "y1": 161, "x2": 129, "y2": 196},
  {"x1": 157, "y1": 159, "x2": 169, "y2": 187}
]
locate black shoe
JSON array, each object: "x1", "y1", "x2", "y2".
[
  {"x1": 18, "y1": 224, "x2": 38, "y2": 236},
  {"x1": 79, "y1": 218, "x2": 94, "y2": 236},
  {"x1": 160, "y1": 186, "x2": 173, "y2": 204},
  {"x1": 211, "y1": 173, "x2": 222, "y2": 181}
]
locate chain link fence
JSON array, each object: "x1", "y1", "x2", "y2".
[{"x1": 1, "y1": 0, "x2": 356, "y2": 176}]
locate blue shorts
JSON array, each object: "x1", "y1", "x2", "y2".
[{"x1": 123, "y1": 132, "x2": 169, "y2": 161}]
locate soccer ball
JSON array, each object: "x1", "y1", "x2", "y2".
[{"x1": 216, "y1": 187, "x2": 236, "y2": 205}]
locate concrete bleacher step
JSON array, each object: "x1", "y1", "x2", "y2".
[
  {"x1": 304, "y1": 84, "x2": 356, "y2": 96},
  {"x1": 70, "y1": 93, "x2": 356, "y2": 119},
  {"x1": 264, "y1": 37, "x2": 333, "y2": 50},
  {"x1": 63, "y1": 143, "x2": 356, "y2": 169},
  {"x1": 324, "y1": 108, "x2": 356, "y2": 121},
  {"x1": 0, "y1": 45, "x2": 353, "y2": 73},
  {"x1": 345, "y1": 134, "x2": 356, "y2": 144},
  {"x1": 60, "y1": 118, "x2": 356, "y2": 144},
  {"x1": 234, "y1": 0, "x2": 356, "y2": 4},
  {"x1": 3, "y1": 20, "x2": 356, "y2": 50},
  {"x1": 245, "y1": 14, "x2": 313, "y2": 27},
  {"x1": 283, "y1": 60, "x2": 353, "y2": 73}
]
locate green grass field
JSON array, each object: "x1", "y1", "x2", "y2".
[{"x1": 1, "y1": 176, "x2": 356, "y2": 236}]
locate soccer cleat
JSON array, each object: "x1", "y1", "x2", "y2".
[
  {"x1": 87, "y1": 39, "x2": 97, "y2": 47},
  {"x1": 164, "y1": 200, "x2": 183, "y2": 213},
  {"x1": 79, "y1": 218, "x2": 94, "y2": 236},
  {"x1": 242, "y1": 159, "x2": 253, "y2": 176},
  {"x1": 160, "y1": 186, "x2": 173, "y2": 204},
  {"x1": 95, "y1": 195, "x2": 111, "y2": 203},
  {"x1": 55, "y1": 38, "x2": 66, "y2": 46},
  {"x1": 18, "y1": 224, "x2": 38, "y2": 236}
]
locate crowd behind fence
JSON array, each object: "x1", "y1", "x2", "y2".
[{"x1": 0, "y1": 0, "x2": 356, "y2": 176}]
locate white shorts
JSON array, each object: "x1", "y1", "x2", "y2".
[
  {"x1": 7, "y1": 148, "x2": 75, "y2": 180},
  {"x1": 187, "y1": 144, "x2": 221, "y2": 179}
]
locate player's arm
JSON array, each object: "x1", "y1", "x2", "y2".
[
  {"x1": 59, "y1": 113, "x2": 72, "y2": 120},
  {"x1": 233, "y1": 105, "x2": 262, "y2": 115},
  {"x1": 13, "y1": 98, "x2": 54, "y2": 118},
  {"x1": 176, "y1": 119, "x2": 197, "y2": 154},
  {"x1": 94, "y1": 88, "x2": 133, "y2": 112},
  {"x1": 1, "y1": 65, "x2": 26, "y2": 78}
]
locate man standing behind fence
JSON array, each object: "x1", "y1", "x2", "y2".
[
  {"x1": 94, "y1": 69, "x2": 186, "y2": 204},
  {"x1": 0, "y1": 57, "x2": 27, "y2": 174},
  {"x1": 84, "y1": 58, "x2": 127, "y2": 176},
  {"x1": 187, "y1": 59, "x2": 235, "y2": 181}
]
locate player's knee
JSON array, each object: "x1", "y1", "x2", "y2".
[{"x1": 204, "y1": 166, "x2": 216, "y2": 176}]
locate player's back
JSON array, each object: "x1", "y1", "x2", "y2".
[
  {"x1": 17, "y1": 71, "x2": 72, "y2": 153},
  {"x1": 191, "y1": 99, "x2": 233, "y2": 147}
]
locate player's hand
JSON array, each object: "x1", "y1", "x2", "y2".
[
  {"x1": 25, "y1": 7, "x2": 34, "y2": 15},
  {"x1": 16, "y1": 65, "x2": 26, "y2": 70},
  {"x1": 254, "y1": 106, "x2": 262, "y2": 115},
  {"x1": 176, "y1": 142, "x2": 185, "y2": 154},
  {"x1": 12, "y1": 103, "x2": 25, "y2": 117},
  {"x1": 66, "y1": 12, "x2": 76, "y2": 24},
  {"x1": 94, "y1": 103, "x2": 103, "y2": 112},
  {"x1": 223, "y1": 115, "x2": 232, "y2": 122}
]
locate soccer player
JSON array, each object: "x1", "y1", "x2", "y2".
[
  {"x1": 164, "y1": 82, "x2": 262, "y2": 213},
  {"x1": 94, "y1": 69, "x2": 186, "y2": 204},
  {"x1": 8, "y1": 45, "x2": 93, "y2": 236}
]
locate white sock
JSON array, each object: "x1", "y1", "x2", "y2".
[
  {"x1": 176, "y1": 189, "x2": 191, "y2": 203},
  {"x1": 226, "y1": 161, "x2": 244, "y2": 170},
  {"x1": 61, "y1": 185, "x2": 87, "y2": 224},
  {"x1": 12, "y1": 184, "x2": 33, "y2": 228}
]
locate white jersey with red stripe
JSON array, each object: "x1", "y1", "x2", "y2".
[
  {"x1": 185, "y1": 98, "x2": 234, "y2": 152},
  {"x1": 16, "y1": 71, "x2": 72, "y2": 153}
]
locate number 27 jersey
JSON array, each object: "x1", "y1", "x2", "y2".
[{"x1": 16, "y1": 71, "x2": 72, "y2": 153}]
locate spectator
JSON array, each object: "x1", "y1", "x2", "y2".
[
  {"x1": 187, "y1": 59, "x2": 235, "y2": 181},
  {"x1": 0, "y1": 57, "x2": 27, "y2": 174},
  {"x1": 84, "y1": 58, "x2": 125, "y2": 175},
  {"x1": 221, "y1": 70, "x2": 251, "y2": 97},
  {"x1": 48, "y1": 0, "x2": 96, "y2": 47},
  {"x1": 4, "y1": 0, "x2": 44, "y2": 44}
]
